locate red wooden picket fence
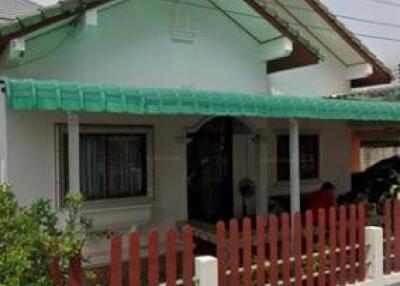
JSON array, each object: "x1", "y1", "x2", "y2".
[
  {"x1": 216, "y1": 204, "x2": 366, "y2": 286},
  {"x1": 51, "y1": 204, "x2": 367, "y2": 286},
  {"x1": 383, "y1": 199, "x2": 400, "y2": 275},
  {"x1": 108, "y1": 225, "x2": 194, "y2": 286}
]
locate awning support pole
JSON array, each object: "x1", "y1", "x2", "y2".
[
  {"x1": 68, "y1": 112, "x2": 80, "y2": 193},
  {"x1": 289, "y1": 118, "x2": 300, "y2": 215}
]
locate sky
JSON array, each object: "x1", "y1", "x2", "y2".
[{"x1": 29, "y1": 0, "x2": 400, "y2": 74}]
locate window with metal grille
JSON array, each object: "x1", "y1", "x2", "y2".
[
  {"x1": 277, "y1": 134, "x2": 319, "y2": 181},
  {"x1": 57, "y1": 125, "x2": 153, "y2": 203}
]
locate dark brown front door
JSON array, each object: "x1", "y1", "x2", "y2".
[{"x1": 187, "y1": 117, "x2": 234, "y2": 223}]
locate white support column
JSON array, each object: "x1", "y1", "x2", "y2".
[
  {"x1": 0, "y1": 87, "x2": 8, "y2": 184},
  {"x1": 289, "y1": 118, "x2": 300, "y2": 215},
  {"x1": 195, "y1": 256, "x2": 218, "y2": 286},
  {"x1": 257, "y1": 135, "x2": 268, "y2": 217},
  {"x1": 365, "y1": 226, "x2": 384, "y2": 286},
  {"x1": 68, "y1": 112, "x2": 80, "y2": 193}
]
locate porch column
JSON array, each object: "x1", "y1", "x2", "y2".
[
  {"x1": 68, "y1": 112, "x2": 80, "y2": 192},
  {"x1": 0, "y1": 89, "x2": 7, "y2": 184},
  {"x1": 289, "y1": 118, "x2": 300, "y2": 214}
]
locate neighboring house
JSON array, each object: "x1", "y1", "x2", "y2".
[
  {"x1": 0, "y1": 0, "x2": 41, "y2": 24},
  {"x1": 0, "y1": 0, "x2": 397, "y2": 264}
]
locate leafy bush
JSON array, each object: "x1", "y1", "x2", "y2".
[{"x1": 0, "y1": 183, "x2": 91, "y2": 286}]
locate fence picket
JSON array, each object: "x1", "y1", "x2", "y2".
[
  {"x1": 294, "y1": 212, "x2": 303, "y2": 286},
  {"x1": 148, "y1": 230, "x2": 159, "y2": 286},
  {"x1": 85, "y1": 204, "x2": 370, "y2": 286},
  {"x1": 166, "y1": 229, "x2": 177, "y2": 286},
  {"x1": 256, "y1": 216, "x2": 266, "y2": 286},
  {"x1": 216, "y1": 221, "x2": 226, "y2": 286},
  {"x1": 384, "y1": 200, "x2": 392, "y2": 274},
  {"x1": 305, "y1": 211, "x2": 314, "y2": 286},
  {"x1": 338, "y1": 206, "x2": 347, "y2": 285},
  {"x1": 68, "y1": 254, "x2": 82, "y2": 286},
  {"x1": 318, "y1": 209, "x2": 326, "y2": 286},
  {"x1": 358, "y1": 204, "x2": 366, "y2": 282},
  {"x1": 349, "y1": 205, "x2": 357, "y2": 283},
  {"x1": 229, "y1": 219, "x2": 240, "y2": 286},
  {"x1": 269, "y1": 215, "x2": 278, "y2": 286},
  {"x1": 129, "y1": 232, "x2": 140, "y2": 286},
  {"x1": 329, "y1": 207, "x2": 337, "y2": 286},
  {"x1": 183, "y1": 225, "x2": 194, "y2": 286},
  {"x1": 110, "y1": 235, "x2": 122, "y2": 286},
  {"x1": 281, "y1": 213, "x2": 291, "y2": 286},
  {"x1": 395, "y1": 201, "x2": 400, "y2": 272},
  {"x1": 49, "y1": 258, "x2": 61, "y2": 286},
  {"x1": 243, "y1": 218, "x2": 252, "y2": 286}
]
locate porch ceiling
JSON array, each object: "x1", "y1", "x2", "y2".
[{"x1": 4, "y1": 78, "x2": 400, "y2": 122}]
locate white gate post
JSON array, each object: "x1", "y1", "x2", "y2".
[
  {"x1": 366, "y1": 226, "x2": 384, "y2": 286},
  {"x1": 195, "y1": 256, "x2": 218, "y2": 286}
]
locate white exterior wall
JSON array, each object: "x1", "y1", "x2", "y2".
[
  {"x1": 267, "y1": 119, "x2": 352, "y2": 197},
  {"x1": 268, "y1": 53, "x2": 350, "y2": 98},
  {"x1": 4, "y1": 0, "x2": 269, "y2": 93},
  {"x1": 6, "y1": 111, "x2": 199, "y2": 228}
]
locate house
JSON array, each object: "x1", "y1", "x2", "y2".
[{"x1": 0, "y1": 0, "x2": 396, "y2": 264}]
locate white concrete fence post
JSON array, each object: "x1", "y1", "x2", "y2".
[
  {"x1": 195, "y1": 256, "x2": 218, "y2": 286},
  {"x1": 365, "y1": 226, "x2": 384, "y2": 286}
]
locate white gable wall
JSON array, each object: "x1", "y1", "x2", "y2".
[
  {"x1": 4, "y1": 0, "x2": 269, "y2": 93},
  {"x1": 2, "y1": 0, "x2": 351, "y2": 97}
]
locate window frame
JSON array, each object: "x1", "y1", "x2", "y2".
[
  {"x1": 55, "y1": 124, "x2": 154, "y2": 208},
  {"x1": 276, "y1": 132, "x2": 320, "y2": 182}
]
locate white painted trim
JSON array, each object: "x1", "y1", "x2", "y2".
[
  {"x1": 346, "y1": 63, "x2": 374, "y2": 80},
  {"x1": 185, "y1": 116, "x2": 259, "y2": 135},
  {"x1": 260, "y1": 37, "x2": 293, "y2": 62}
]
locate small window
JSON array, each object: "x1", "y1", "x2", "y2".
[
  {"x1": 277, "y1": 134, "x2": 319, "y2": 181},
  {"x1": 57, "y1": 125, "x2": 153, "y2": 203}
]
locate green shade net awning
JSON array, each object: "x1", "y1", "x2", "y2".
[{"x1": 3, "y1": 78, "x2": 400, "y2": 122}]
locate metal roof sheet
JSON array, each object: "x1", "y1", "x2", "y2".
[{"x1": 4, "y1": 78, "x2": 400, "y2": 122}]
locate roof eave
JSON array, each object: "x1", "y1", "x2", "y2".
[
  {"x1": 0, "y1": 0, "x2": 116, "y2": 50},
  {"x1": 303, "y1": 0, "x2": 393, "y2": 88},
  {"x1": 244, "y1": 0, "x2": 322, "y2": 72}
]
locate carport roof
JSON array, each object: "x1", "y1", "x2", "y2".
[{"x1": 4, "y1": 78, "x2": 400, "y2": 122}]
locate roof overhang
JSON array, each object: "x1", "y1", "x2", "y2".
[
  {"x1": 256, "y1": 0, "x2": 392, "y2": 87},
  {"x1": 4, "y1": 78, "x2": 400, "y2": 122},
  {"x1": 303, "y1": 0, "x2": 392, "y2": 87},
  {"x1": 0, "y1": 0, "x2": 116, "y2": 52}
]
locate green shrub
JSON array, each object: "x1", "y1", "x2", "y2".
[{"x1": 0, "y1": 184, "x2": 91, "y2": 286}]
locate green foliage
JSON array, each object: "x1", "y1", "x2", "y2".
[{"x1": 0, "y1": 184, "x2": 91, "y2": 286}]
